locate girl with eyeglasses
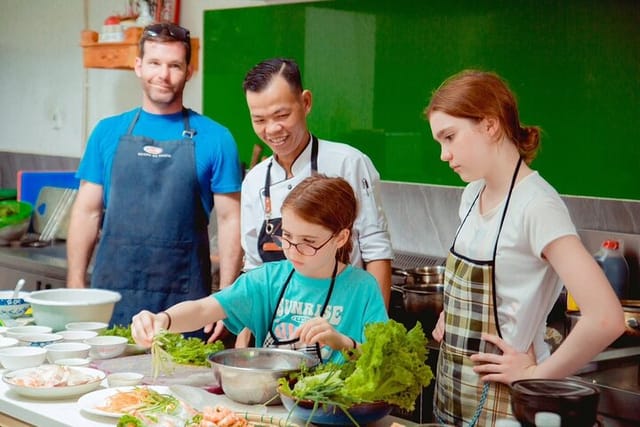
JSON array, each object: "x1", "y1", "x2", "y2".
[{"x1": 131, "y1": 175, "x2": 389, "y2": 363}]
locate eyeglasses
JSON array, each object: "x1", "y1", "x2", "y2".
[
  {"x1": 272, "y1": 234, "x2": 335, "y2": 256},
  {"x1": 143, "y1": 23, "x2": 190, "y2": 43}
]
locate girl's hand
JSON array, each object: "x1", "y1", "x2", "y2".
[
  {"x1": 470, "y1": 333, "x2": 537, "y2": 385},
  {"x1": 131, "y1": 310, "x2": 167, "y2": 349},
  {"x1": 432, "y1": 311, "x2": 445, "y2": 342},
  {"x1": 295, "y1": 317, "x2": 349, "y2": 350}
]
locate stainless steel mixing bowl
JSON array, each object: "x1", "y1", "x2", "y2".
[{"x1": 208, "y1": 347, "x2": 318, "y2": 405}]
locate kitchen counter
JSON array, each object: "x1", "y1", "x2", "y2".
[
  {"x1": 0, "y1": 241, "x2": 69, "y2": 273},
  {"x1": 0, "y1": 241, "x2": 72, "y2": 291},
  {"x1": 0, "y1": 370, "x2": 416, "y2": 427}
]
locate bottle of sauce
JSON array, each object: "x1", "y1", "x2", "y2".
[
  {"x1": 566, "y1": 238, "x2": 630, "y2": 312},
  {"x1": 594, "y1": 239, "x2": 630, "y2": 299}
]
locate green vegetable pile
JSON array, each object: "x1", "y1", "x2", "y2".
[
  {"x1": 279, "y1": 319, "x2": 434, "y2": 419},
  {"x1": 102, "y1": 325, "x2": 224, "y2": 367},
  {"x1": 0, "y1": 205, "x2": 18, "y2": 218}
]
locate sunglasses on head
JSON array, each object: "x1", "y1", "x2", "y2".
[{"x1": 143, "y1": 23, "x2": 190, "y2": 42}]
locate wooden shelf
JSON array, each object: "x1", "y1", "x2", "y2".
[{"x1": 80, "y1": 27, "x2": 199, "y2": 70}]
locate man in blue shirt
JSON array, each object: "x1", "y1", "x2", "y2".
[{"x1": 67, "y1": 23, "x2": 243, "y2": 330}]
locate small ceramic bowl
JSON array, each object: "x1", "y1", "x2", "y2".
[
  {"x1": 54, "y1": 357, "x2": 92, "y2": 367},
  {"x1": 85, "y1": 336, "x2": 128, "y2": 359},
  {"x1": 106, "y1": 372, "x2": 144, "y2": 387},
  {"x1": 44, "y1": 342, "x2": 91, "y2": 363},
  {"x1": 5, "y1": 325, "x2": 52, "y2": 339},
  {"x1": 0, "y1": 346, "x2": 47, "y2": 369},
  {"x1": 65, "y1": 322, "x2": 109, "y2": 333},
  {"x1": 0, "y1": 337, "x2": 19, "y2": 349},
  {"x1": 18, "y1": 333, "x2": 64, "y2": 348},
  {"x1": 0, "y1": 291, "x2": 30, "y2": 319},
  {"x1": 57, "y1": 330, "x2": 98, "y2": 343}
]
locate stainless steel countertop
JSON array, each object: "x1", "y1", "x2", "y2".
[{"x1": 0, "y1": 241, "x2": 71, "y2": 279}]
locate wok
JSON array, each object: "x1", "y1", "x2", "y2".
[{"x1": 391, "y1": 283, "x2": 444, "y2": 314}]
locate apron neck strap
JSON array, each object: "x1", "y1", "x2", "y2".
[{"x1": 263, "y1": 134, "x2": 319, "y2": 218}]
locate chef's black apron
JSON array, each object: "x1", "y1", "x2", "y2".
[
  {"x1": 257, "y1": 135, "x2": 318, "y2": 262},
  {"x1": 91, "y1": 108, "x2": 211, "y2": 328}
]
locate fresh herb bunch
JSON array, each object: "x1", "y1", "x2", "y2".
[
  {"x1": 151, "y1": 331, "x2": 176, "y2": 380},
  {"x1": 103, "y1": 325, "x2": 224, "y2": 367},
  {"x1": 155, "y1": 331, "x2": 224, "y2": 366},
  {"x1": 150, "y1": 330, "x2": 225, "y2": 379}
]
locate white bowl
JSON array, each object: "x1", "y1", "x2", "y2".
[
  {"x1": 54, "y1": 357, "x2": 91, "y2": 367},
  {"x1": 57, "y1": 330, "x2": 98, "y2": 342},
  {"x1": 0, "y1": 346, "x2": 47, "y2": 369},
  {"x1": 5, "y1": 325, "x2": 53, "y2": 339},
  {"x1": 0, "y1": 337, "x2": 18, "y2": 349},
  {"x1": 65, "y1": 321, "x2": 109, "y2": 334},
  {"x1": 44, "y1": 342, "x2": 91, "y2": 363},
  {"x1": 18, "y1": 333, "x2": 63, "y2": 348},
  {"x1": 106, "y1": 372, "x2": 144, "y2": 387},
  {"x1": 24, "y1": 288, "x2": 121, "y2": 332},
  {"x1": 85, "y1": 336, "x2": 128, "y2": 359}
]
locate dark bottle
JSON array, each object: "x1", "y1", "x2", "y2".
[{"x1": 594, "y1": 239, "x2": 630, "y2": 299}]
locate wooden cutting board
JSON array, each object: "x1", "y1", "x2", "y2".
[{"x1": 92, "y1": 354, "x2": 217, "y2": 388}]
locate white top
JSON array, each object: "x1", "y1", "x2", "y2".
[
  {"x1": 241, "y1": 137, "x2": 394, "y2": 271},
  {"x1": 454, "y1": 172, "x2": 577, "y2": 360}
]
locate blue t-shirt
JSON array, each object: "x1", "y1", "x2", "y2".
[
  {"x1": 214, "y1": 260, "x2": 389, "y2": 364},
  {"x1": 77, "y1": 108, "x2": 242, "y2": 215}
]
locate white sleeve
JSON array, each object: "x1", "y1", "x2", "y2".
[
  {"x1": 524, "y1": 193, "x2": 577, "y2": 259},
  {"x1": 240, "y1": 172, "x2": 263, "y2": 271},
  {"x1": 341, "y1": 152, "x2": 394, "y2": 262}
]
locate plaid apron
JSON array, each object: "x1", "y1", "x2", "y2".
[{"x1": 434, "y1": 159, "x2": 523, "y2": 426}]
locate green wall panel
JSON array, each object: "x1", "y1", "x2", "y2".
[{"x1": 203, "y1": 0, "x2": 640, "y2": 200}]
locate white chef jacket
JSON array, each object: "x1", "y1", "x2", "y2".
[{"x1": 241, "y1": 137, "x2": 393, "y2": 271}]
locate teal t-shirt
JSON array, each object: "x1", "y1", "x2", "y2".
[{"x1": 214, "y1": 260, "x2": 389, "y2": 363}]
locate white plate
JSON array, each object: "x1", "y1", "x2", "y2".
[
  {"x1": 2, "y1": 366, "x2": 105, "y2": 399},
  {"x1": 77, "y1": 385, "x2": 171, "y2": 418}
]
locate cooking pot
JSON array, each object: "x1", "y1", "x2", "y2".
[
  {"x1": 510, "y1": 378, "x2": 601, "y2": 427},
  {"x1": 391, "y1": 283, "x2": 444, "y2": 314},
  {"x1": 392, "y1": 265, "x2": 445, "y2": 285}
]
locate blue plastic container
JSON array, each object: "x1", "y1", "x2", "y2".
[{"x1": 594, "y1": 240, "x2": 630, "y2": 299}]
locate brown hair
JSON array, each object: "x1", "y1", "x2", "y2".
[
  {"x1": 139, "y1": 22, "x2": 191, "y2": 66},
  {"x1": 282, "y1": 175, "x2": 357, "y2": 264},
  {"x1": 424, "y1": 70, "x2": 541, "y2": 164}
]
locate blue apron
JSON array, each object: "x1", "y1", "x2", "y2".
[{"x1": 91, "y1": 108, "x2": 211, "y2": 328}]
